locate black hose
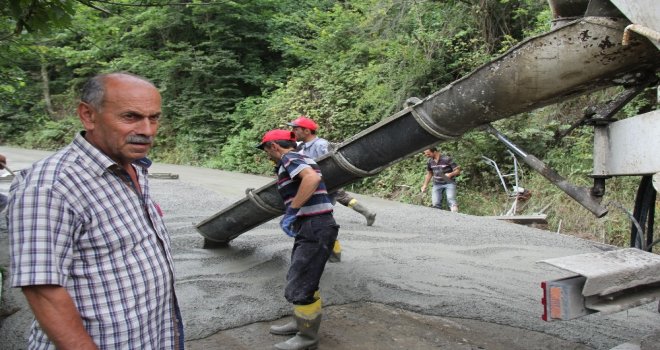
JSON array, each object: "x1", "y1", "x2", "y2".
[{"x1": 631, "y1": 175, "x2": 657, "y2": 251}]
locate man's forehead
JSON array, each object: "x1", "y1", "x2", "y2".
[
  {"x1": 106, "y1": 76, "x2": 157, "y2": 93},
  {"x1": 103, "y1": 78, "x2": 161, "y2": 109}
]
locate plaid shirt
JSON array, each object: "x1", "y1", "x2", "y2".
[{"x1": 8, "y1": 132, "x2": 181, "y2": 349}]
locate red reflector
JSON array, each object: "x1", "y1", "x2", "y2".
[{"x1": 541, "y1": 281, "x2": 548, "y2": 321}]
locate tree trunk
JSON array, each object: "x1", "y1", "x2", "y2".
[{"x1": 41, "y1": 58, "x2": 55, "y2": 119}]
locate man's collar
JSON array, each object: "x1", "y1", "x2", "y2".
[
  {"x1": 303, "y1": 137, "x2": 319, "y2": 147},
  {"x1": 133, "y1": 157, "x2": 152, "y2": 168}
]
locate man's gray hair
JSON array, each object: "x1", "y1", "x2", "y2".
[{"x1": 80, "y1": 72, "x2": 155, "y2": 110}]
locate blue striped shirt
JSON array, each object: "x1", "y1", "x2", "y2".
[
  {"x1": 276, "y1": 152, "x2": 333, "y2": 217},
  {"x1": 8, "y1": 132, "x2": 181, "y2": 349}
]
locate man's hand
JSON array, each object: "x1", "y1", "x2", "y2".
[
  {"x1": 421, "y1": 171, "x2": 432, "y2": 193},
  {"x1": 280, "y1": 207, "x2": 299, "y2": 237}
]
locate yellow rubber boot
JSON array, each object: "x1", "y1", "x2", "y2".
[
  {"x1": 328, "y1": 240, "x2": 341, "y2": 263},
  {"x1": 270, "y1": 291, "x2": 320, "y2": 336},
  {"x1": 348, "y1": 199, "x2": 376, "y2": 226},
  {"x1": 274, "y1": 299, "x2": 322, "y2": 350}
]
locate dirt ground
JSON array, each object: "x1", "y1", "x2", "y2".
[{"x1": 187, "y1": 302, "x2": 595, "y2": 350}]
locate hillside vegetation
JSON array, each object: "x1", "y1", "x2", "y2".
[{"x1": 1, "y1": 0, "x2": 656, "y2": 247}]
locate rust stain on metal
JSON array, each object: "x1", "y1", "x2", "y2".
[
  {"x1": 579, "y1": 30, "x2": 591, "y2": 41},
  {"x1": 550, "y1": 287, "x2": 563, "y2": 319},
  {"x1": 598, "y1": 36, "x2": 615, "y2": 49}
]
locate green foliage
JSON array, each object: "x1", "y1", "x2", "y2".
[
  {"x1": 20, "y1": 116, "x2": 79, "y2": 149},
  {"x1": 0, "y1": 0, "x2": 76, "y2": 37},
  {"x1": 1, "y1": 0, "x2": 653, "y2": 247},
  {"x1": 621, "y1": 86, "x2": 658, "y2": 117}
]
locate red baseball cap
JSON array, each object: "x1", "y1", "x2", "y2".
[
  {"x1": 256, "y1": 129, "x2": 296, "y2": 149},
  {"x1": 287, "y1": 116, "x2": 318, "y2": 131}
]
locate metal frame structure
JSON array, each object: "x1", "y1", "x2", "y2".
[{"x1": 481, "y1": 151, "x2": 526, "y2": 216}]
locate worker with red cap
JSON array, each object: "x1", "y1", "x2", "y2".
[
  {"x1": 288, "y1": 116, "x2": 376, "y2": 261},
  {"x1": 257, "y1": 129, "x2": 338, "y2": 350}
]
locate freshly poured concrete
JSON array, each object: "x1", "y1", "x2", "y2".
[{"x1": 0, "y1": 146, "x2": 658, "y2": 349}]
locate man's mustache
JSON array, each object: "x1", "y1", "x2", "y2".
[{"x1": 127, "y1": 135, "x2": 153, "y2": 144}]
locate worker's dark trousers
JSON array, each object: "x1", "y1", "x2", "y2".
[{"x1": 285, "y1": 213, "x2": 339, "y2": 305}]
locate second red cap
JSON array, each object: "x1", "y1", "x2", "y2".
[{"x1": 287, "y1": 116, "x2": 318, "y2": 131}]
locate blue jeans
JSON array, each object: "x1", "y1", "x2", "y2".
[{"x1": 431, "y1": 183, "x2": 457, "y2": 209}]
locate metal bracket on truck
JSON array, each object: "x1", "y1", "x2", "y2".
[{"x1": 540, "y1": 248, "x2": 660, "y2": 321}]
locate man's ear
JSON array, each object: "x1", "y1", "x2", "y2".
[{"x1": 77, "y1": 102, "x2": 96, "y2": 130}]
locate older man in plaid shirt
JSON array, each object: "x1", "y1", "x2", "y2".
[{"x1": 7, "y1": 73, "x2": 183, "y2": 349}]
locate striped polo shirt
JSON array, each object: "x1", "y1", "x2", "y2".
[
  {"x1": 427, "y1": 155, "x2": 459, "y2": 185},
  {"x1": 276, "y1": 151, "x2": 333, "y2": 216}
]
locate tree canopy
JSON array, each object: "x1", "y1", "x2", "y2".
[{"x1": 1, "y1": 0, "x2": 652, "y2": 246}]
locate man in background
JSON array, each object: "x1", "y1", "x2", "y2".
[
  {"x1": 288, "y1": 116, "x2": 376, "y2": 262},
  {"x1": 288, "y1": 116, "x2": 377, "y2": 227},
  {"x1": 257, "y1": 129, "x2": 338, "y2": 350},
  {"x1": 8, "y1": 72, "x2": 183, "y2": 349},
  {"x1": 421, "y1": 147, "x2": 461, "y2": 212}
]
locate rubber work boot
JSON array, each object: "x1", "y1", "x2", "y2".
[
  {"x1": 274, "y1": 300, "x2": 322, "y2": 350},
  {"x1": 270, "y1": 320, "x2": 298, "y2": 336},
  {"x1": 328, "y1": 240, "x2": 341, "y2": 263},
  {"x1": 270, "y1": 291, "x2": 320, "y2": 336},
  {"x1": 348, "y1": 199, "x2": 376, "y2": 226}
]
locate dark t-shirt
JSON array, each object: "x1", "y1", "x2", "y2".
[{"x1": 426, "y1": 155, "x2": 458, "y2": 185}]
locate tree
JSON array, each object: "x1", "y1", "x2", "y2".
[{"x1": 0, "y1": 0, "x2": 81, "y2": 40}]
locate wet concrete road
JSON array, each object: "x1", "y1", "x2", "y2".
[{"x1": 1, "y1": 146, "x2": 658, "y2": 350}]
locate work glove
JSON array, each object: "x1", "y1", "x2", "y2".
[{"x1": 280, "y1": 207, "x2": 299, "y2": 237}]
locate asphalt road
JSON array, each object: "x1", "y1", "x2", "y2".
[{"x1": 1, "y1": 146, "x2": 658, "y2": 350}]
